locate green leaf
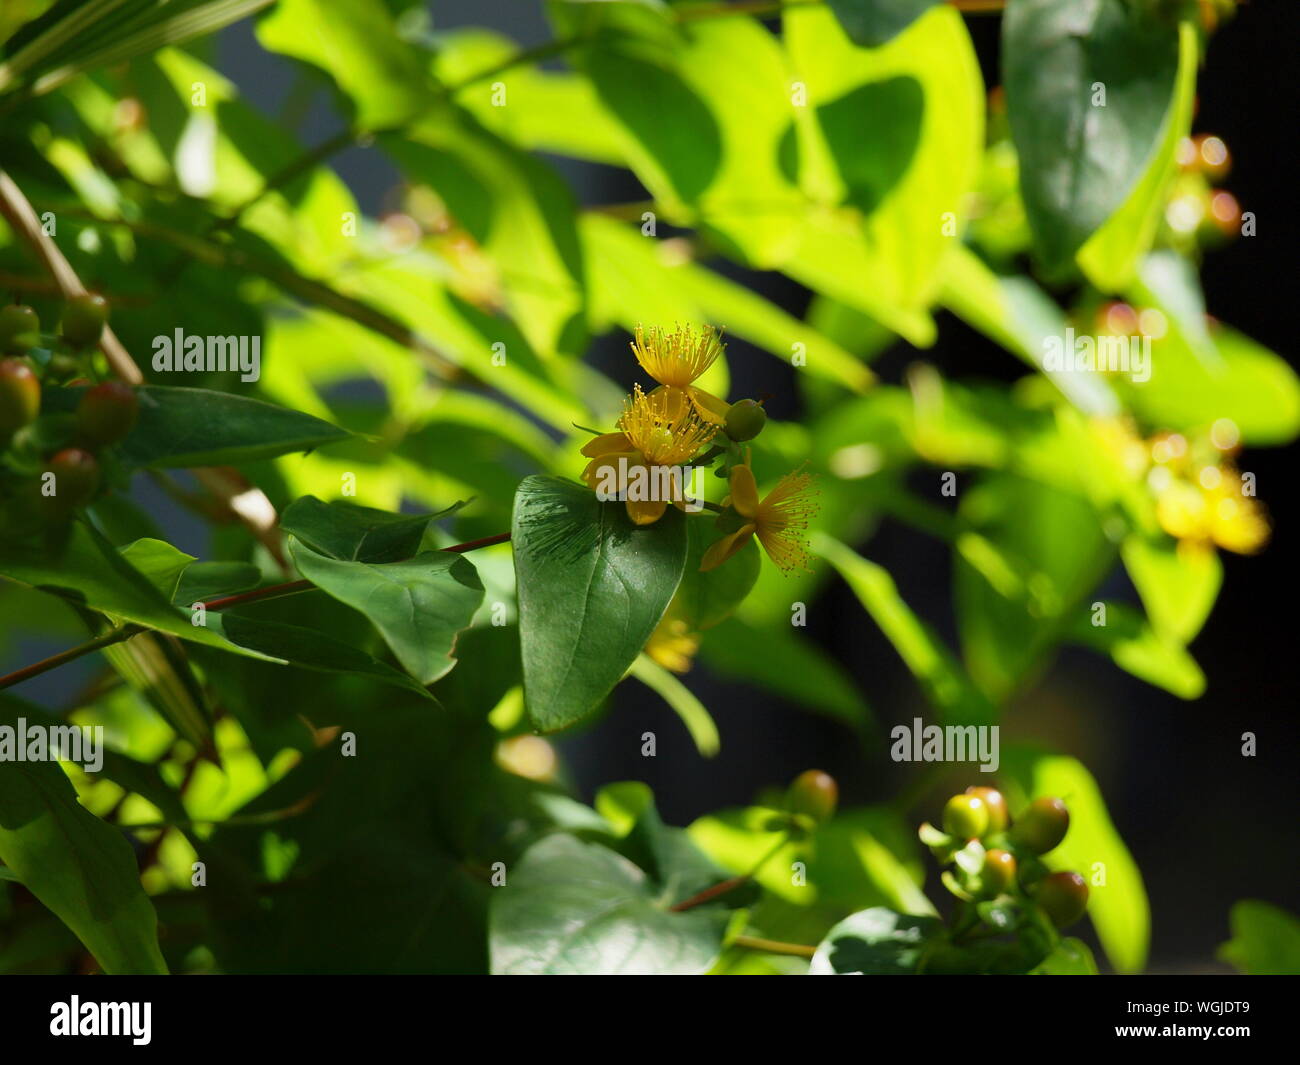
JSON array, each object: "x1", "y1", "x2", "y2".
[
  {"x1": 784, "y1": 4, "x2": 983, "y2": 338},
  {"x1": 1068, "y1": 600, "x2": 1205, "y2": 699},
  {"x1": 288, "y1": 539, "x2": 484, "y2": 686},
  {"x1": 381, "y1": 113, "x2": 587, "y2": 360},
  {"x1": 938, "y1": 245, "x2": 1119, "y2": 416},
  {"x1": 118, "y1": 537, "x2": 195, "y2": 601},
  {"x1": 1218, "y1": 901, "x2": 1300, "y2": 976},
  {"x1": 676, "y1": 520, "x2": 761, "y2": 632},
  {"x1": 1077, "y1": 21, "x2": 1198, "y2": 287},
  {"x1": 1121, "y1": 534, "x2": 1220, "y2": 644},
  {"x1": 0, "y1": 521, "x2": 267, "y2": 658},
  {"x1": 827, "y1": 1, "x2": 939, "y2": 48},
  {"x1": 173, "y1": 561, "x2": 262, "y2": 606},
  {"x1": 489, "y1": 833, "x2": 727, "y2": 975},
  {"x1": 255, "y1": 0, "x2": 432, "y2": 129},
  {"x1": 1001, "y1": 749, "x2": 1149, "y2": 973},
  {"x1": 205, "y1": 610, "x2": 436, "y2": 699},
  {"x1": 1003, "y1": 0, "x2": 1181, "y2": 268},
  {"x1": 1032, "y1": 937, "x2": 1099, "y2": 975},
  {"x1": 629, "y1": 654, "x2": 719, "y2": 758},
  {"x1": 0, "y1": 700, "x2": 167, "y2": 974},
  {"x1": 280, "y1": 495, "x2": 462, "y2": 564},
  {"x1": 809, "y1": 907, "x2": 943, "y2": 974},
  {"x1": 42, "y1": 385, "x2": 351, "y2": 469},
  {"x1": 952, "y1": 475, "x2": 1111, "y2": 702},
  {"x1": 816, "y1": 533, "x2": 995, "y2": 724},
  {"x1": 512, "y1": 476, "x2": 688, "y2": 732}
]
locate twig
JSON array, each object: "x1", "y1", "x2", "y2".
[
  {"x1": 731, "y1": 934, "x2": 816, "y2": 958},
  {"x1": 0, "y1": 625, "x2": 143, "y2": 692}
]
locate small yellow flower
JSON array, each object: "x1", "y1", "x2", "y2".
[
  {"x1": 581, "y1": 386, "x2": 717, "y2": 526},
  {"x1": 1154, "y1": 463, "x2": 1268, "y2": 555},
  {"x1": 644, "y1": 607, "x2": 701, "y2": 674},
  {"x1": 701, "y1": 461, "x2": 818, "y2": 574},
  {"x1": 631, "y1": 324, "x2": 731, "y2": 425}
]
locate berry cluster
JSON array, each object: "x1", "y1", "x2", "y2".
[
  {"x1": 916, "y1": 787, "x2": 1090, "y2": 973},
  {"x1": 0, "y1": 295, "x2": 138, "y2": 539}
]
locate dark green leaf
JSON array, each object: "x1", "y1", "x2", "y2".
[
  {"x1": 1003, "y1": 0, "x2": 1181, "y2": 267},
  {"x1": 1218, "y1": 901, "x2": 1300, "y2": 976},
  {"x1": 0, "y1": 699, "x2": 167, "y2": 974},
  {"x1": 490, "y1": 834, "x2": 727, "y2": 975},
  {"x1": 280, "y1": 495, "x2": 462, "y2": 563},
  {"x1": 42, "y1": 385, "x2": 351, "y2": 469},
  {"x1": 512, "y1": 476, "x2": 688, "y2": 732},
  {"x1": 288, "y1": 539, "x2": 484, "y2": 685},
  {"x1": 809, "y1": 907, "x2": 943, "y2": 974},
  {"x1": 828, "y1": 0, "x2": 939, "y2": 48}
]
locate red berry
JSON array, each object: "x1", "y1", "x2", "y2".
[
  {"x1": 0, "y1": 358, "x2": 41, "y2": 435},
  {"x1": 788, "y1": 770, "x2": 838, "y2": 823},
  {"x1": 77, "y1": 381, "x2": 138, "y2": 446},
  {"x1": 46, "y1": 448, "x2": 101, "y2": 509},
  {"x1": 1035, "y1": 870, "x2": 1089, "y2": 928},
  {"x1": 1010, "y1": 797, "x2": 1070, "y2": 855},
  {"x1": 965, "y1": 786, "x2": 1009, "y2": 834}
]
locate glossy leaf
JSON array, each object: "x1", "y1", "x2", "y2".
[
  {"x1": 809, "y1": 907, "x2": 943, "y2": 975},
  {"x1": 512, "y1": 476, "x2": 688, "y2": 732},
  {"x1": 1003, "y1": 0, "x2": 1181, "y2": 268},
  {"x1": 288, "y1": 538, "x2": 484, "y2": 685},
  {"x1": 0, "y1": 700, "x2": 166, "y2": 974},
  {"x1": 489, "y1": 833, "x2": 728, "y2": 975}
]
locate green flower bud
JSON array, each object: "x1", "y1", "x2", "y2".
[
  {"x1": 1010, "y1": 797, "x2": 1070, "y2": 855},
  {"x1": 0, "y1": 305, "x2": 40, "y2": 354},
  {"x1": 0, "y1": 358, "x2": 41, "y2": 436},
  {"x1": 76, "y1": 381, "x2": 139, "y2": 447},
  {"x1": 62, "y1": 293, "x2": 110, "y2": 350},
  {"x1": 724, "y1": 399, "x2": 766, "y2": 442},
  {"x1": 965, "y1": 786, "x2": 1009, "y2": 834},
  {"x1": 1034, "y1": 870, "x2": 1089, "y2": 928},
  {"x1": 942, "y1": 793, "x2": 989, "y2": 841},
  {"x1": 787, "y1": 769, "x2": 837, "y2": 823}
]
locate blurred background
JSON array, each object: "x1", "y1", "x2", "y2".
[{"x1": 3, "y1": 1, "x2": 1295, "y2": 972}]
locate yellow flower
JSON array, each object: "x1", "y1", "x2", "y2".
[
  {"x1": 1154, "y1": 464, "x2": 1269, "y2": 555},
  {"x1": 581, "y1": 386, "x2": 717, "y2": 526},
  {"x1": 644, "y1": 606, "x2": 701, "y2": 674},
  {"x1": 701, "y1": 461, "x2": 818, "y2": 574},
  {"x1": 631, "y1": 324, "x2": 731, "y2": 426}
]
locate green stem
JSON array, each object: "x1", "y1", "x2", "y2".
[{"x1": 731, "y1": 934, "x2": 816, "y2": 958}]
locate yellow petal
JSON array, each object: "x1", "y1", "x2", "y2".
[
  {"x1": 728, "y1": 463, "x2": 760, "y2": 518},
  {"x1": 700, "y1": 524, "x2": 756, "y2": 571},
  {"x1": 581, "y1": 431, "x2": 631, "y2": 458},
  {"x1": 626, "y1": 496, "x2": 668, "y2": 526},
  {"x1": 582, "y1": 450, "x2": 640, "y2": 492},
  {"x1": 688, "y1": 387, "x2": 730, "y2": 426}
]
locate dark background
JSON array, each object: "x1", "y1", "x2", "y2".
[{"x1": 217, "y1": 0, "x2": 1300, "y2": 972}]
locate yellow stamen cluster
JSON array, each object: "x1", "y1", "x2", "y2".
[
  {"x1": 752, "y1": 467, "x2": 819, "y2": 573},
  {"x1": 631, "y1": 324, "x2": 723, "y2": 389},
  {"x1": 618, "y1": 385, "x2": 716, "y2": 467}
]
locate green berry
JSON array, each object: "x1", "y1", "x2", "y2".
[
  {"x1": 965, "y1": 786, "x2": 1009, "y2": 834},
  {"x1": 45, "y1": 448, "x2": 100, "y2": 509},
  {"x1": 0, "y1": 358, "x2": 41, "y2": 436},
  {"x1": 724, "y1": 399, "x2": 767, "y2": 442},
  {"x1": 1035, "y1": 870, "x2": 1089, "y2": 928},
  {"x1": 942, "y1": 793, "x2": 989, "y2": 841},
  {"x1": 76, "y1": 381, "x2": 138, "y2": 447},
  {"x1": 787, "y1": 769, "x2": 837, "y2": 823},
  {"x1": 980, "y1": 849, "x2": 1017, "y2": 897},
  {"x1": 0, "y1": 305, "x2": 40, "y2": 354},
  {"x1": 62, "y1": 293, "x2": 109, "y2": 350},
  {"x1": 1010, "y1": 797, "x2": 1070, "y2": 855}
]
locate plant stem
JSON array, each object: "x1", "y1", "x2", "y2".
[
  {"x1": 671, "y1": 828, "x2": 791, "y2": 911},
  {"x1": 0, "y1": 625, "x2": 143, "y2": 692},
  {"x1": 731, "y1": 934, "x2": 816, "y2": 958}
]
